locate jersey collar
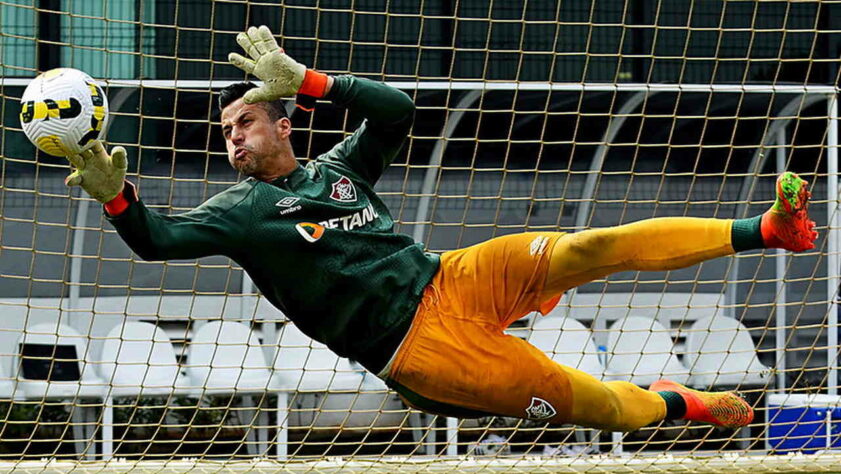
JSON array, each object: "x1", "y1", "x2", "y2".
[{"x1": 272, "y1": 164, "x2": 308, "y2": 190}]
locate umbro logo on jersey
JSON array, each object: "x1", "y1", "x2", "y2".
[
  {"x1": 276, "y1": 197, "x2": 302, "y2": 215},
  {"x1": 330, "y1": 175, "x2": 357, "y2": 203},
  {"x1": 276, "y1": 197, "x2": 300, "y2": 207},
  {"x1": 525, "y1": 396, "x2": 556, "y2": 421}
]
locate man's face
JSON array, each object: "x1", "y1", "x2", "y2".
[{"x1": 220, "y1": 98, "x2": 290, "y2": 178}]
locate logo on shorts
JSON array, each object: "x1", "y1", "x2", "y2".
[
  {"x1": 525, "y1": 397, "x2": 556, "y2": 420},
  {"x1": 330, "y1": 175, "x2": 357, "y2": 203},
  {"x1": 529, "y1": 236, "x2": 549, "y2": 256},
  {"x1": 295, "y1": 222, "x2": 325, "y2": 243}
]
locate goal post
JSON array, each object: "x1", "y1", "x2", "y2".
[{"x1": 0, "y1": 0, "x2": 840, "y2": 469}]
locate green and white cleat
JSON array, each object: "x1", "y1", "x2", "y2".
[{"x1": 760, "y1": 171, "x2": 817, "y2": 252}]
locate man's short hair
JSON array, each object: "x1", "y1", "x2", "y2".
[{"x1": 218, "y1": 82, "x2": 288, "y2": 121}]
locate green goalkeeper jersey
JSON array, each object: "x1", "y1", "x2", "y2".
[{"x1": 106, "y1": 75, "x2": 440, "y2": 374}]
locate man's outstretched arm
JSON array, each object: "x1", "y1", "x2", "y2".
[
  {"x1": 65, "y1": 141, "x2": 251, "y2": 261},
  {"x1": 319, "y1": 75, "x2": 415, "y2": 184},
  {"x1": 229, "y1": 25, "x2": 415, "y2": 184},
  {"x1": 105, "y1": 182, "x2": 252, "y2": 261}
]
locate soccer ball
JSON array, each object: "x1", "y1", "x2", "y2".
[{"x1": 19, "y1": 68, "x2": 109, "y2": 157}]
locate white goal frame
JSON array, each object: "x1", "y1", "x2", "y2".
[
  {"x1": 6, "y1": 77, "x2": 837, "y2": 392},
  {"x1": 3, "y1": 77, "x2": 838, "y2": 462},
  {"x1": 15, "y1": 78, "x2": 829, "y2": 398}
]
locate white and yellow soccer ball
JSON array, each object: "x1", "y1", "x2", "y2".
[{"x1": 19, "y1": 68, "x2": 109, "y2": 157}]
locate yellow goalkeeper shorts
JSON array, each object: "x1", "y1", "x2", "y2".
[{"x1": 385, "y1": 232, "x2": 573, "y2": 423}]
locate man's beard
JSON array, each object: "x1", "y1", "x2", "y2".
[{"x1": 233, "y1": 150, "x2": 260, "y2": 176}]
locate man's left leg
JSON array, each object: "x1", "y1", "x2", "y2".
[
  {"x1": 541, "y1": 171, "x2": 817, "y2": 302},
  {"x1": 537, "y1": 171, "x2": 816, "y2": 428}
]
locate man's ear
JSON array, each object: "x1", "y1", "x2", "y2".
[{"x1": 276, "y1": 117, "x2": 292, "y2": 140}]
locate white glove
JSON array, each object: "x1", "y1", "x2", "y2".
[
  {"x1": 64, "y1": 141, "x2": 127, "y2": 203},
  {"x1": 228, "y1": 25, "x2": 306, "y2": 103}
]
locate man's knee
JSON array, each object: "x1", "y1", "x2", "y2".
[{"x1": 560, "y1": 228, "x2": 623, "y2": 262}]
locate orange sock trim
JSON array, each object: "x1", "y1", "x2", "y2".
[{"x1": 298, "y1": 69, "x2": 329, "y2": 98}]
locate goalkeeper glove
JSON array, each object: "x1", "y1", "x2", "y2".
[
  {"x1": 228, "y1": 25, "x2": 329, "y2": 102},
  {"x1": 64, "y1": 140, "x2": 127, "y2": 203}
]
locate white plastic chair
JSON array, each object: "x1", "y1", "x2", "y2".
[
  {"x1": 0, "y1": 348, "x2": 17, "y2": 401},
  {"x1": 273, "y1": 324, "x2": 456, "y2": 458},
  {"x1": 98, "y1": 321, "x2": 188, "y2": 397},
  {"x1": 270, "y1": 323, "x2": 370, "y2": 459},
  {"x1": 13, "y1": 322, "x2": 107, "y2": 457},
  {"x1": 685, "y1": 316, "x2": 771, "y2": 388},
  {"x1": 185, "y1": 321, "x2": 273, "y2": 456},
  {"x1": 604, "y1": 316, "x2": 689, "y2": 386},
  {"x1": 96, "y1": 321, "x2": 190, "y2": 459},
  {"x1": 528, "y1": 317, "x2": 604, "y2": 378},
  {"x1": 271, "y1": 323, "x2": 363, "y2": 391},
  {"x1": 186, "y1": 321, "x2": 272, "y2": 393}
]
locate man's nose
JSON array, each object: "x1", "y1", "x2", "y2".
[{"x1": 231, "y1": 128, "x2": 245, "y2": 145}]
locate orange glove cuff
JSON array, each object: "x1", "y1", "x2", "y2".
[
  {"x1": 104, "y1": 181, "x2": 136, "y2": 216},
  {"x1": 104, "y1": 193, "x2": 130, "y2": 216},
  {"x1": 298, "y1": 69, "x2": 329, "y2": 98}
]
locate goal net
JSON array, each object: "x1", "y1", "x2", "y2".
[{"x1": 0, "y1": 0, "x2": 839, "y2": 470}]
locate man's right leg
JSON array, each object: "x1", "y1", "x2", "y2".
[
  {"x1": 386, "y1": 291, "x2": 668, "y2": 431},
  {"x1": 387, "y1": 305, "x2": 751, "y2": 431},
  {"x1": 560, "y1": 366, "x2": 751, "y2": 430},
  {"x1": 561, "y1": 365, "x2": 666, "y2": 431}
]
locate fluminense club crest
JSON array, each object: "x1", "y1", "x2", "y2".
[
  {"x1": 525, "y1": 396, "x2": 557, "y2": 421},
  {"x1": 330, "y1": 175, "x2": 357, "y2": 203}
]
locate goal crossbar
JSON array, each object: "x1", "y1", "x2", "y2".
[{"x1": 1, "y1": 78, "x2": 837, "y2": 94}]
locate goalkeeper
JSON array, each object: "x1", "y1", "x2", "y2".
[{"x1": 65, "y1": 25, "x2": 817, "y2": 432}]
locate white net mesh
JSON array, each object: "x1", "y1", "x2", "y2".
[{"x1": 0, "y1": 0, "x2": 840, "y2": 469}]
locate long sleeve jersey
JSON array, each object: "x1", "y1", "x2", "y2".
[{"x1": 106, "y1": 76, "x2": 440, "y2": 374}]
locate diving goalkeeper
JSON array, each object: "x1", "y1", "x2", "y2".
[{"x1": 64, "y1": 25, "x2": 817, "y2": 432}]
